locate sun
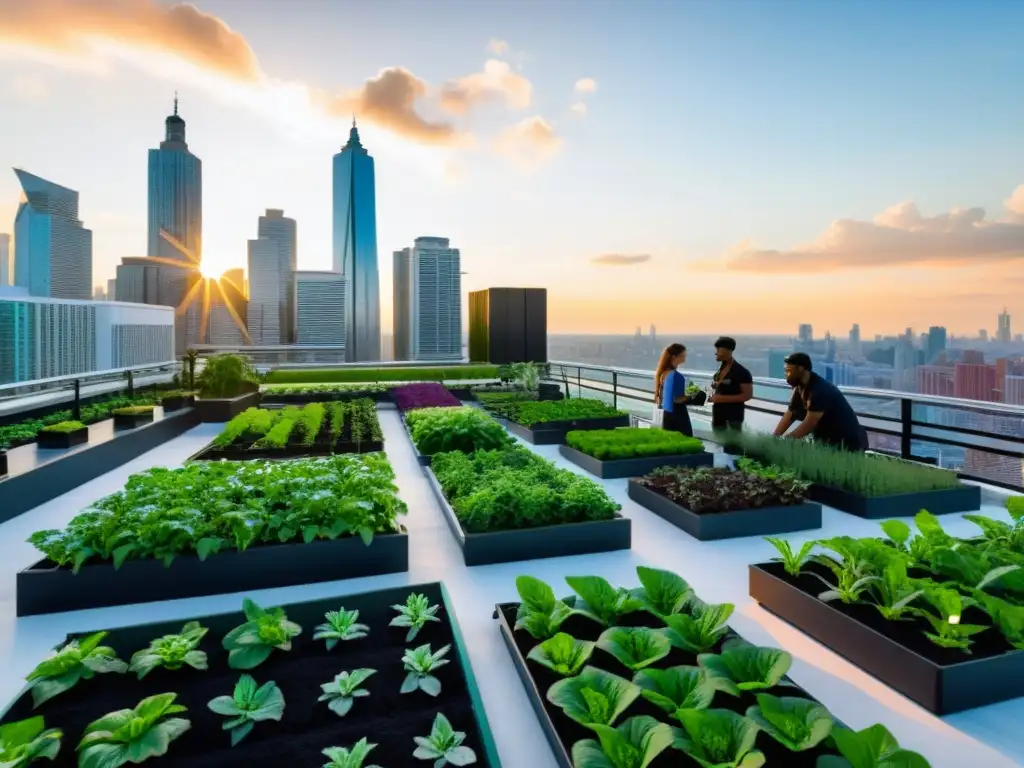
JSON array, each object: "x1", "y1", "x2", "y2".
[{"x1": 198, "y1": 260, "x2": 221, "y2": 280}]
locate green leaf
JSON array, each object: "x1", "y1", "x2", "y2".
[
  {"x1": 827, "y1": 724, "x2": 932, "y2": 768},
  {"x1": 565, "y1": 575, "x2": 640, "y2": 626},
  {"x1": 746, "y1": 693, "x2": 833, "y2": 751},
  {"x1": 228, "y1": 645, "x2": 273, "y2": 670},
  {"x1": 632, "y1": 666, "x2": 715, "y2": 714},
  {"x1": 633, "y1": 566, "x2": 693, "y2": 618},
  {"x1": 546, "y1": 666, "x2": 640, "y2": 728},
  {"x1": 596, "y1": 627, "x2": 671, "y2": 671},
  {"x1": 572, "y1": 715, "x2": 675, "y2": 768},
  {"x1": 674, "y1": 709, "x2": 765, "y2": 768},
  {"x1": 698, "y1": 638, "x2": 792, "y2": 695},
  {"x1": 526, "y1": 632, "x2": 595, "y2": 677},
  {"x1": 662, "y1": 600, "x2": 734, "y2": 653}
]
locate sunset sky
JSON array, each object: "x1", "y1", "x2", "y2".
[{"x1": 1, "y1": 0, "x2": 1023, "y2": 336}]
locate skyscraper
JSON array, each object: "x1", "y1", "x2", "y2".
[
  {"x1": 393, "y1": 237, "x2": 462, "y2": 361},
  {"x1": 208, "y1": 268, "x2": 248, "y2": 345},
  {"x1": 247, "y1": 238, "x2": 281, "y2": 345},
  {"x1": 12, "y1": 169, "x2": 92, "y2": 300},
  {"x1": 926, "y1": 326, "x2": 947, "y2": 364},
  {"x1": 332, "y1": 119, "x2": 381, "y2": 361},
  {"x1": 849, "y1": 323, "x2": 861, "y2": 358},
  {"x1": 0, "y1": 234, "x2": 10, "y2": 286},
  {"x1": 256, "y1": 209, "x2": 297, "y2": 344},
  {"x1": 297, "y1": 271, "x2": 346, "y2": 347},
  {"x1": 997, "y1": 309, "x2": 1012, "y2": 344}
]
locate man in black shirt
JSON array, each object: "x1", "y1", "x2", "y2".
[
  {"x1": 774, "y1": 352, "x2": 868, "y2": 452},
  {"x1": 709, "y1": 336, "x2": 753, "y2": 429}
]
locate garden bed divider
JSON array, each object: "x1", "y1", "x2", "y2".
[{"x1": 194, "y1": 391, "x2": 262, "y2": 422}]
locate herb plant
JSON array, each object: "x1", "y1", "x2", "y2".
[
  {"x1": 566, "y1": 428, "x2": 705, "y2": 461},
  {"x1": 390, "y1": 593, "x2": 441, "y2": 642},
  {"x1": 527, "y1": 633, "x2": 595, "y2": 676},
  {"x1": 698, "y1": 638, "x2": 793, "y2": 694},
  {"x1": 632, "y1": 665, "x2": 716, "y2": 716},
  {"x1": 222, "y1": 598, "x2": 302, "y2": 670},
  {"x1": 207, "y1": 675, "x2": 285, "y2": 746},
  {"x1": 197, "y1": 353, "x2": 259, "y2": 399},
  {"x1": 0, "y1": 716, "x2": 62, "y2": 766},
  {"x1": 401, "y1": 643, "x2": 451, "y2": 696},
  {"x1": 314, "y1": 608, "x2": 370, "y2": 650},
  {"x1": 546, "y1": 666, "x2": 640, "y2": 728},
  {"x1": 746, "y1": 693, "x2": 834, "y2": 751},
  {"x1": 129, "y1": 621, "x2": 208, "y2": 679},
  {"x1": 26, "y1": 631, "x2": 128, "y2": 707},
  {"x1": 673, "y1": 709, "x2": 766, "y2": 768},
  {"x1": 596, "y1": 627, "x2": 671, "y2": 671},
  {"x1": 514, "y1": 575, "x2": 572, "y2": 640},
  {"x1": 319, "y1": 669, "x2": 376, "y2": 716},
  {"x1": 412, "y1": 713, "x2": 478, "y2": 766},
  {"x1": 405, "y1": 406, "x2": 512, "y2": 455},
  {"x1": 639, "y1": 466, "x2": 808, "y2": 513},
  {"x1": 77, "y1": 693, "x2": 190, "y2": 768},
  {"x1": 570, "y1": 715, "x2": 675, "y2": 768},
  {"x1": 504, "y1": 398, "x2": 625, "y2": 426},
  {"x1": 321, "y1": 738, "x2": 382, "y2": 768},
  {"x1": 765, "y1": 537, "x2": 816, "y2": 577}
]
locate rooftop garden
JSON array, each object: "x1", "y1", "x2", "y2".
[
  {"x1": 264, "y1": 365, "x2": 499, "y2": 384},
  {"x1": 208, "y1": 401, "x2": 382, "y2": 456},
  {"x1": 501, "y1": 398, "x2": 626, "y2": 427},
  {"x1": 638, "y1": 465, "x2": 809, "y2": 514},
  {"x1": 0, "y1": 393, "x2": 164, "y2": 450},
  {"x1": 405, "y1": 407, "x2": 512, "y2": 457},
  {"x1": 566, "y1": 428, "x2": 705, "y2": 461},
  {"x1": 393, "y1": 383, "x2": 462, "y2": 412}
]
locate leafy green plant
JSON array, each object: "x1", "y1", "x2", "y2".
[
  {"x1": 514, "y1": 575, "x2": 572, "y2": 640},
  {"x1": 77, "y1": 693, "x2": 190, "y2": 768},
  {"x1": 914, "y1": 586, "x2": 988, "y2": 653},
  {"x1": 222, "y1": 598, "x2": 302, "y2": 669},
  {"x1": 765, "y1": 537, "x2": 816, "y2": 577},
  {"x1": 639, "y1": 466, "x2": 808, "y2": 513},
  {"x1": 129, "y1": 621, "x2": 208, "y2": 679},
  {"x1": 506, "y1": 398, "x2": 624, "y2": 427},
  {"x1": 390, "y1": 593, "x2": 441, "y2": 642},
  {"x1": 264, "y1": 365, "x2": 499, "y2": 384},
  {"x1": 745, "y1": 693, "x2": 833, "y2": 751},
  {"x1": 632, "y1": 665, "x2": 716, "y2": 716},
  {"x1": 673, "y1": 709, "x2": 765, "y2": 768},
  {"x1": 867, "y1": 561, "x2": 925, "y2": 621},
  {"x1": 321, "y1": 738, "x2": 382, "y2": 768},
  {"x1": 546, "y1": 666, "x2": 640, "y2": 728},
  {"x1": 632, "y1": 565, "x2": 693, "y2": 618},
  {"x1": 314, "y1": 608, "x2": 370, "y2": 650},
  {"x1": 817, "y1": 723, "x2": 931, "y2": 768},
  {"x1": 207, "y1": 674, "x2": 285, "y2": 746},
  {"x1": 565, "y1": 575, "x2": 642, "y2": 627},
  {"x1": 40, "y1": 421, "x2": 86, "y2": 434},
  {"x1": 112, "y1": 406, "x2": 155, "y2": 416},
  {"x1": 406, "y1": 406, "x2": 512, "y2": 455},
  {"x1": 197, "y1": 353, "x2": 259, "y2": 398},
  {"x1": 0, "y1": 716, "x2": 62, "y2": 766},
  {"x1": 319, "y1": 669, "x2": 376, "y2": 717},
  {"x1": 596, "y1": 627, "x2": 671, "y2": 671},
  {"x1": 25, "y1": 631, "x2": 128, "y2": 707},
  {"x1": 811, "y1": 553, "x2": 880, "y2": 605},
  {"x1": 570, "y1": 715, "x2": 675, "y2": 768},
  {"x1": 698, "y1": 638, "x2": 792, "y2": 695},
  {"x1": 974, "y1": 591, "x2": 1024, "y2": 649},
  {"x1": 413, "y1": 713, "x2": 478, "y2": 766},
  {"x1": 401, "y1": 643, "x2": 451, "y2": 696},
  {"x1": 567, "y1": 428, "x2": 705, "y2": 461},
  {"x1": 526, "y1": 632, "x2": 595, "y2": 676},
  {"x1": 660, "y1": 599, "x2": 735, "y2": 653}
]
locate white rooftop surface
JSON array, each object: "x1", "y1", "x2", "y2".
[{"x1": 0, "y1": 408, "x2": 1020, "y2": 767}]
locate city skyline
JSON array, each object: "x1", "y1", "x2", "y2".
[{"x1": 1, "y1": 0, "x2": 1023, "y2": 335}]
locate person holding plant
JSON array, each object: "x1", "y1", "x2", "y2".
[
  {"x1": 654, "y1": 343, "x2": 694, "y2": 436},
  {"x1": 774, "y1": 352, "x2": 868, "y2": 452},
  {"x1": 708, "y1": 336, "x2": 753, "y2": 430}
]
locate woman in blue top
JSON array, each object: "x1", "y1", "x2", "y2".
[{"x1": 654, "y1": 343, "x2": 694, "y2": 436}]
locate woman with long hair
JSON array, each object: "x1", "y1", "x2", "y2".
[{"x1": 654, "y1": 343, "x2": 694, "y2": 436}]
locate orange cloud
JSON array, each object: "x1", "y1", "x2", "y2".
[
  {"x1": 439, "y1": 59, "x2": 532, "y2": 114},
  {"x1": 493, "y1": 116, "x2": 563, "y2": 167}
]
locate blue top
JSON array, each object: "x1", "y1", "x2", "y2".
[{"x1": 661, "y1": 370, "x2": 687, "y2": 413}]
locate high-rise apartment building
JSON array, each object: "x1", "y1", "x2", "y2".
[
  {"x1": 12, "y1": 169, "x2": 92, "y2": 300},
  {"x1": 1006, "y1": 375, "x2": 1024, "y2": 406},
  {"x1": 106, "y1": 278, "x2": 117, "y2": 301},
  {"x1": 255, "y1": 209, "x2": 297, "y2": 344},
  {"x1": 296, "y1": 271, "x2": 346, "y2": 347},
  {"x1": 333, "y1": 120, "x2": 381, "y2": 361},
  {"x1": 997, "y1": 309, "x2": 1012, "y2": 344},
  {"x1": 0, "y1": 234, "x2": 10, "y2": 286},
  {"x1": 917, "y1": 365, "x2": 955, "y2": 397},
  {"x1": 246, "y1": 238, "x2": 281, "y2": 345},
  {"x1": 798, "y1": 324, "x2": 813, "y2": 346},
  {"x1": 393, "y1": 236, "x2": 462, "y2": 362},
  {"x1": 954, "y1": 362, "x2": 998, "y2": 402},
  {"x1": 208, "y1": 268, "x2": 248, "y2": 345},
  {"x1": 925, "y1": 326, "x2": 947, "y2": 364},
  {"x1": 849, "y1": 324, "x2": 861, "y2": 358}
]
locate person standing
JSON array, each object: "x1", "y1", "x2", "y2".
[
  {"x1": 708, "y1": 336, "x2": 753, "y2": 430},
  {"x1": 654, "y1": 343, "x2": 694, "y2": 437},
  {"x1": 774, "y1": 352, "x2": 868, "y2": 452}
]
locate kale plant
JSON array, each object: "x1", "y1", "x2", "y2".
[
  {"x1": 546, "y1": 666, "x2": 640, "y2": 728},
  {"x1": 222, "y1": 598, "x2": 302, "y2": 670},
  {"x1": 207, "y1": 675, "x2": 285, "y2": 746},
  {"x1": 319, "y1": 669, "x2": 377, "y2": 716},
  {"x1": 390, "y1": 593, "x2": 441, "y2": 642},
  {"x1": 129, "y1": 621, "x2": 208, "y2": 679},
  {"x1": 0, "y1": 716, "x2": 62, "y2": 766},
  {"x1": 413, "y1": 713, "x2": 478, "y2": 767},
  {"x1": 314, "y1": 608, "x2": 370, "y2": 650},
  {"x1": 26, "y1": 631, "x2": 128, "y2": 708},
  {"x1": 401, "y1": 643, "x2": 451, "y2": 697},
  {"x1": 77, "y1": 693, "x2": 190, "y2": 768}
]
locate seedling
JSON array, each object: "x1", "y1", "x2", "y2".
[
  {"x1": 26, "y1": 631, "x2": 128, "y2": 708},
  {"x1": 401, "y1": 643, "x2": 451, "y2": 697},
  {"x1": 129, "y1": 621, "x2": 208, "y2": 679},
  {"x1": 321, "y1": 738, "x2": 382, "y2": 768},
  {"x1": 77, "y1": 693, "x2": 190, "y2": 768},
  {"x1": 390, "y1": 593, "x2": 441, "y2": 642},
  {"x1": 413, "y1": 713, "x2": 478, "y2": 766},
  {"x1": 207, "y1": 675, "x2": 285, "y2": 746},
  {"x1": 319, "y1": 669, "x2": 377, "y2": 717},
  {"x1": 314, "y1": 608, "x2": 370, "y2": 650},
  {"x1": 222, "y1": 598, "x2": 302, "y2": 670},
  {"x1": 0, "y1": 716, "x2": 62, "y2": 766}
]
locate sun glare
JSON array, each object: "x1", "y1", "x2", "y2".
[{"x1": 198, "y1": 261, "x2": 221, "y2": 280}]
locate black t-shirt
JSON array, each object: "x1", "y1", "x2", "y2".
[
  {"x1": 712, "y1": 360, "x2": 753, "y2": 426},
  {"x1": 789, "y1": 372, "x2": 868, "y2": 451}
]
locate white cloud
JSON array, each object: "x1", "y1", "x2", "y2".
[
  {"x1": 574, "y1": 77, "x2": 597, "y2": 93},
  {"x1": 487, "y1": 38, "x2": 510, "y2": 55},
  {"x1": 570, "y1": 101, "x2": 587, "y2": 116}
]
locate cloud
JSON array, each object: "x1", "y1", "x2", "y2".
[
  {"x1": 575, "y1": 78, "x2": 597, "y2": 93},
  {"x1": 570, "y1": 101, "x2": 587, "y2": 116},
  {"x1": 1006, "y1": 185, "x2": 1024, "y2": 218},
  {"x1": 493, "y1": 116, "x2": 563, "y2": 167},
  {"x1": 592, "y1": 254, "x2": 652, "y2": 266},
  {"x1": 487, "y1": 38, "x2": 509, "y2": 55},
  {"x1": 723, "y1": 193, "x2": 1024, "y2": 273},
  {"x1": 439, "y1": 59, "x2": 532, "y2": 114},
  {"x1": 11, "y1": 74, "x2": 48, "y2": 101}
]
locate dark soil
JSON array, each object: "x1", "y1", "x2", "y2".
[
  {"x1": 6, "y1": 584, "x2": 493, "y2": 767},
  {"x1": 498, "y1": 602, "x2": 838, "y2": 767},
  {"x1": 637, "y1": 477, "x2": 804, "y2": 517},
  {"x1": 759, "y1": 561, "x2": 1017, "y2": 665},
  {"x1": 200, "y1": 414, "x2": 383, "y2": 461}
]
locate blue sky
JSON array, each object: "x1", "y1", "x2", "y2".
[{"x1": 1, "y1": 0, "x2": 1022, "y2": 335}]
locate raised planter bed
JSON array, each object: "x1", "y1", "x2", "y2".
[
  {"x1": 0, "y1": 450, "x2": 6, "y2": 477},
  {"x1": 195, "y1": 390, "x2": 262, "y2": 422},
  {"x1": 190, "y1": 438, "x2": 384, "y2": 463},
  {"x1": 749, "y1": 562, "x2": 1024, "y2": 714},
  {"x1": 628, "y1": 479, "x2": 822, "y2": 540},
  {"x1": 558, "y1": 443, "x2": 713, "y2": 479},
  {"x1": 2, "y1": 582, "x2": 500, "y2": 768},
  {"x1": 505, "y1": 414, "x2": 631, "y2": 445},
  {"x1": 426, "y1": 468, "x2": 631, "y2": 565},
  {"x1": 113, "y1": 409, "x2": 155, "y2": 430},
  {"x1": 161, "y1": 394, "x2": 195, "y2": 412},
  {"x1": 36, "y1": 426, "x2": 89, "y2": 450},
  {"x1": 17, "y1": 529, "x2": 409, "y2": 616},
  {"x1": 0, "y1": 408, "x2": 201, "y2": 525},
  {"x1": 807, "y1": 482, "x2": 981, "y2": 519},
  {"x1": 262, "y1": 389, "x2": 392, "y2": 404}
]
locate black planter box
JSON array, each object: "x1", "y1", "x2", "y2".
[
  {"x1": 426, "y1": 468, "x2": 631, "y2": 566},
  {"x1": 807, "y1": 482, "x2": 981, "y2": 519},
  {"x1": 113, "y1": 410, "x2": 155, "y2": 430},
  {"x1": 558, "y1": 444, "x2": 713, "y2": 479},
  {"x1": 0, "y1": 408, "x2": 201, "y2": 525},
  {"x1": 36, "y1": 426, "x2": 89, "y2": 450},
  {"x1": 749, "y1": 563, "x2": 1024, "y2": 714},
  {"x1": 538, "y1": 383, "x2": 563, "y2": 401},
  {"x1": 400, "y1": 419, "x2": 432, "y2": 467},
  {"x1": 448, "y1": 386, "x2": 476, "y2": 401},
  {"x1": 161, "y1": 394, "x2": 195, "y2": 412},
  {"x1": 17, "y1": 529, "x2": 409, "y2": 616},
  {"x1": 189, "y1": 439, "x2": 385, "y2": 463},
  {"x1": 628, "y1": 480, "x2": 822, "y2": 540},
  {"x1": 505, "y1": 414, "x2": 630, "y2": 445},
  {"x1": 1, "y1": 582, "x2": 501, "y2": 768},
  {"x1": 194, "y1": 391, "x2": 262, "y2": 422},
  {"x1": 0, "y1": 451, "x2": 6, "y2": 477}
]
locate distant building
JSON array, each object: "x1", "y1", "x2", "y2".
[
  {"x1": 822, "y1": 361, "x2": 856, "y2": 386},
  {"x1": 849, "y1": 324, "x2": 861, "y2": 358},
  {"x1": 798, "y1": 324, "x2": 813, "y2": 346},
  {"x1": 257, "y1": 209, "x2": 297, "y2": 344},
  {"x1": 1006, "y1": 375, "x2": 1024, "y2": 406},
  {"x1": 917, "y1": 365, "x2": 954, "y2": 397},
  {"x1": 247, "y1": 239, "x2": 281, "y2": 345},
  {"x1": 954, "y1": 362, "x2": 998, "y2": 402},
  {"x1": 768, "y1": 350, "x2": 788, "y2": 379},
  {"x1": 0, "y1": 295, "x2": 174, "y2": 384},
  {"x1": 393, "y1": 236, "x2": 462, "y2": 362},
  {"x1": 106, "y1": 278, "x2": 116, "y2": 301},
  {"x1": 296, "y1": 271, "x2": 346, "y2": 346},
  {"x1": 208, "y1": 268, "x2": 248, "y2": 345},
  {"x1": 997, "y1": 309, "x2": 1012, "y2": 344},
  {"x1": 13, "y1": 169, "x2": 92, "y2": 300},
  {"x1": 925, "y1": 326, "x2": 947, "y2": 364},
  {"x1": 892, "y1": 333, "x2": 917, "y2": 391},
  {"x1": 0, "y1": 233, "x2": 10, "y2": 286},
  {"x1": 92, "y1": 286, "x2": 107, "y2": 301}
]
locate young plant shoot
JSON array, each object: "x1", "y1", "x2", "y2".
[
  {"x1": 129, "y1": 621, "x2": 208, "y2": 679},
  {"x1": 207, "y1": 674, "x2": 285, "y2": 747},
  {"x1": 313, "y1": 608, "x2": 370, "y2": 650},
  {"x1": 526, "y1": 633, "x2": 595, "y2": 677},
  {"x1": 514, "y1": 575, "x2": 572, "y2": 640},
  {"x1": 77, "y1": 693, "x2": 190, "y2": 768},
  {"x1": 412, "y1": 713, "x2": 478, "y2": 767},
  {"x1": 546, "y1": 666, "x2": 641, "y2": 728},
  {"x1": 698, "y1": 638, "x2": 793, "y2": 695},
  {"x1": 222, "y1": 598, "x2": 302, "y2": 670},
  {"x1": 390, "y1": 593, "x2": 441, "y2": 642},
  {"x1": 0, "y1": 716, "x2": 62, "y2": 766},
  {"x1": 319, "y1": 669, "x2": 377, "y2": 717},
  {"x1": 26, "y1": 631, "x2": 128, "y2": 708},
  {"x1": 632, "y1": 666, "x2": 716, "y2": 717},
  {"x1": 401, "y1": 644, "x2": 451, "y2": 697},
  {"x1": 570, "y1": 716, "x2": 675, "y2": 768},
  {"x1": 321, "y1": 738, "x2": 383, "y2": 768}
]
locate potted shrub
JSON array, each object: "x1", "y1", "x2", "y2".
[
  {"x1": 37, "y1": 421, "x2": 89, "y2": 450},
  {"x1": 560, "y1": 428, "x2": 713, "y2": 479},
  {"x1": 195, "y1": 354, "x2": 262, "y2": 422},
  {"x1": 113, "y1": 405, "x2": 156, "y2": 430}
]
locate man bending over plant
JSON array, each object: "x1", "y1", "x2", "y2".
[{"x1": 774, "y1": 353, "x2": 868, "y2": 453}]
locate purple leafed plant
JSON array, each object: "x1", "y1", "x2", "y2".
[{"x1": 392, "y1": 383, "x2": 461, "y2": 412}]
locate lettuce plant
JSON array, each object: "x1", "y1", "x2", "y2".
[
  {"x1": 526, "y1": 633, "x2": 595, "y2": 677},
  {"x1": 222, "y1": 598, "x2": 302, "y2": 670},
  {"x1": 661, "y1": 599, "x2": 734, "y2": 653},
  {"x1": 565, "y1": 575, "x2": 642, "y2": 627},
  {"x1": 914, "y1": 586, "x2": 988, "y2": 653},
  {"x1": 817, "y1": 724, "x2": 931, "y2": 767},
  {"x1": 974, "y1": 591, "x2": 1024, "y2": 649},
  {"x1": 390, "y1": 593, "x2": 441, "y2": 642},
  {"x1": 546, "y1": 666, "x2": 640, "y2": 728},
  {"x1": 570, "y1": 715, "x2": 675, "y2": 768},
  {"x1": 319, "y1": 669, "x2": 376, "y2": 717},
  {"x1": 745, "y1": 693, "x2": 833, "y2": 751},
  {"x1": 867, "y1": 561, "x2": 925, "y2": 621},
  {"x1": 673, "y1": 709, "x2": 765, "y2": 768},
  {"x1": 129, "y1": 621, "x2": 208, "y2": 679},
  {"x1": 632, "y1": 666, "x2": 715, "y2": 716},
  {"x1": 0, "y1": 716, "x2": 62, "y2": 766},
  {"x1": 26, "y1": 631, "x2": 128, "y2": 707},
  {"x1": 764, "y1": 537, "x2": 816, "y2": 577},
  {"x1": 514, "y1": 576, "x2": 572, "y2": 640},
  {"x1": 207, "y1": 675, "x2": 285, "y2": 746},
  {"x1": 314, "y1": 608, "x2": 370, "y2": 650},
  {"x1": 632, "y1": 566, "x2": 693, "y2": 618},
  {"x1": 413, "y1": 713, "x2": 478, "y2": 766},
  {"x1": 401, "y1": 643, "x2": 451, "y2": 696},
  {"x1": 698, "y1": 638, "x2": 792, "y2": 695},
  {"x1": 321, "y1": 738, "x2": 382, "y2": 768},
  {"x1": 596, "y1": 627, "x2": 671, "y2": 671},
  {"x1": 77, "y1": 693, "x2": 190, "y2": 768}
]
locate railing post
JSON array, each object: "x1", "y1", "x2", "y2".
[
  {"x1": 577, "y1": 367, "x2": 581, "y2": 399},
  {"x1": 73, "y1": 379, "x2": 81, "y2": 421},
  {"x1": 127, "y1": 370, "x2": 135, "y2": 398},
  {"x1": 612, "y1": 371, "x2": 618, "y2": 410},
  {"x1": 900, "y1": 397, "x2": 912, "y2": 459}
]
